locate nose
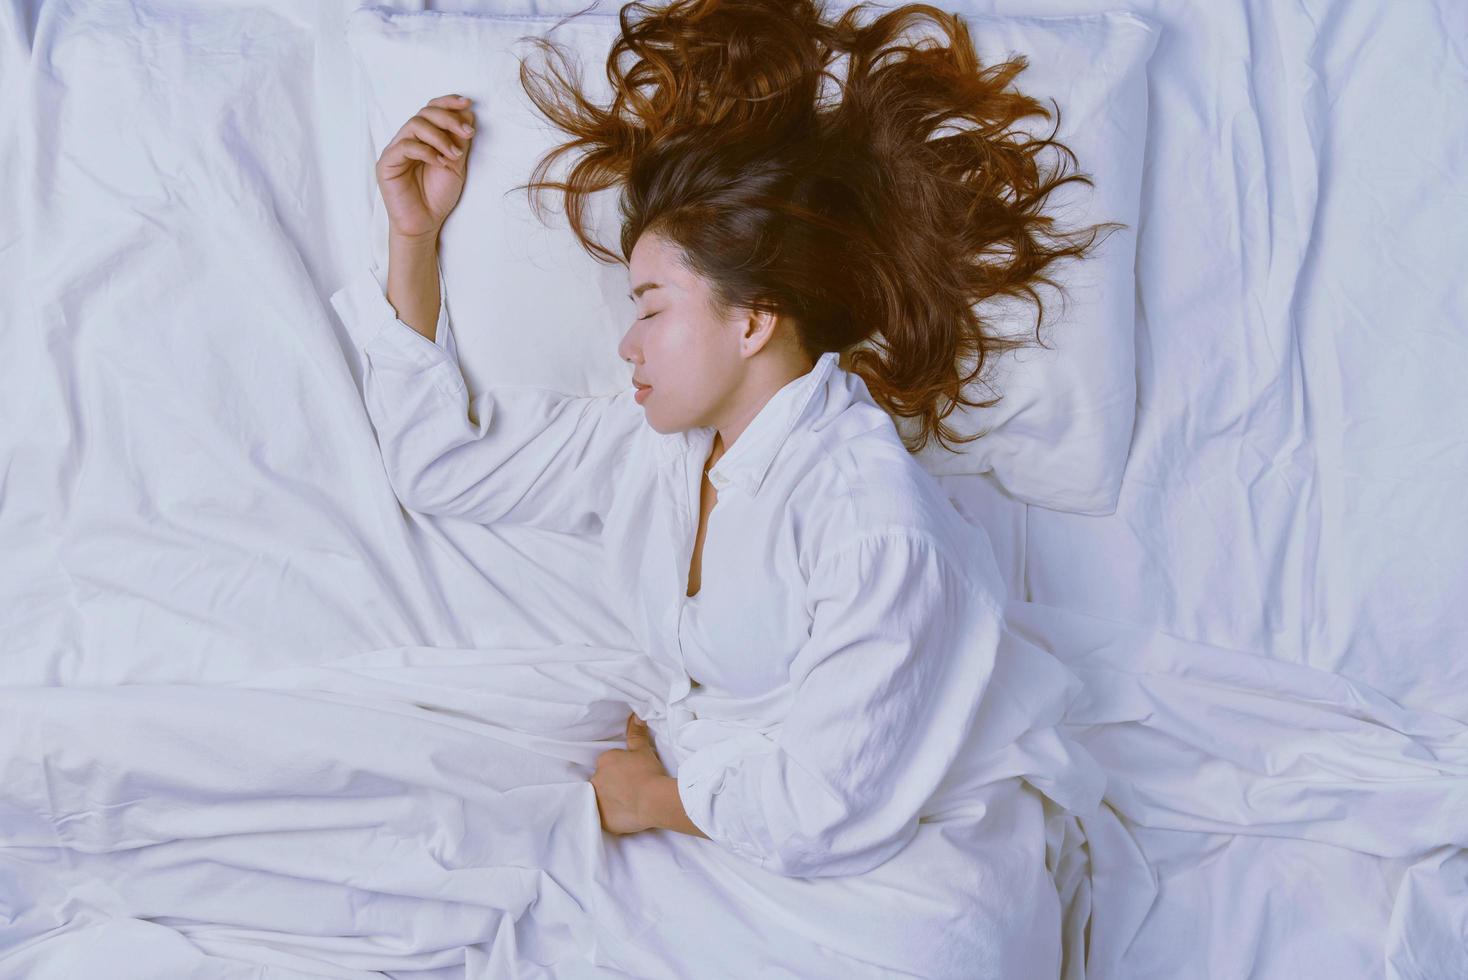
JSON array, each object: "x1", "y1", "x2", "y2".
[{"x1": 617, "y1": 320, "x2": 642, "y2": 368}]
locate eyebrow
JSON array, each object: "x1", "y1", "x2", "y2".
[{"x1": 627, "y1": 281, "x2": 663, "y2": 301}]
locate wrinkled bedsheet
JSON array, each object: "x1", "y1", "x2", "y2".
[{"x1": 1, "y1": 0, "x2": 1464, "y2": 978}]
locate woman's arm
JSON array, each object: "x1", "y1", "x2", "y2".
[
  {"x1": 672, "y1": 531, "x2": 1007, "y2": 877},
  {"x1": 329, "y1": 262, "x2": 644, "y2": 534},
  {"x1": 386, "y1": 231, "x2": 443, "y2": 342},
  {"x1": 375, "y1": 91, "x2": 472, "y2": 342},
  {"x1": 328, "y1": 97, "x2": 644, "y2": 533}
]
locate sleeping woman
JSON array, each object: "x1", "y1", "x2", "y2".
[{"x1": 344, "y1": 0, "x2": 1112, "y2": 975}]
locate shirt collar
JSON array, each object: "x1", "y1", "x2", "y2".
[{"x1": 680, "y1": 350, "x2": 841, "y2": 497}]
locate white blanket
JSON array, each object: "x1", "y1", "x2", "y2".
[
  {"x1": 2, "y1": 0, "x2": 1464, "y2": 978},
  {"x1": 0, "y1": 641, "x2": 1073, "y2": 979}
]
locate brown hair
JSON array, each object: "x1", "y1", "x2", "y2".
[{"x1": 510, "y1": 0, "x2": 1119, "y2": 454}]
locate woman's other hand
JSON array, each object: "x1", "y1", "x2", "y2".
[
  {"x1": 591, "y1": 712, "x2": 669, "y2": 835},
  {"x1": 375, "y1": 94, "x2": 476, "y2": 244}
]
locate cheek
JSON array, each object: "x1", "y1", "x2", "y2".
[
  {"x1": 649, "y1": 319, "x2": 727, "y2": 408},
  {"x1": 648, "y1": 329, "x2": 689, "y2": 382}
]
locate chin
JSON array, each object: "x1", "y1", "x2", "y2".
[{"x1": 641, "y1": 406, "x2": 693, "y2": 436}]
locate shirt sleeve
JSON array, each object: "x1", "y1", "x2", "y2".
[
  {"x1": 674, "y1": 530, "x2": 1004, "y2": 878},
  {"x1": 327, "y1": 264, "x2": 645, "y2": 535}
]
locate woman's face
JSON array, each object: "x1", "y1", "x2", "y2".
[{"x1": 618, "y1": 231, "x2": 749, "y2": 434}]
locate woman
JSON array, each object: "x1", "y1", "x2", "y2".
[{"x1": 344, "y1": 0, "x2": 1111, "y2": 974}]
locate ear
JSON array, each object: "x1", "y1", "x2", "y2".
[{"x1": 740, "y1": 307, "x2": 783, "y2": 358}]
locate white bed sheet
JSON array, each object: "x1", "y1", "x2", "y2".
[
  {"x1": 954, "y1": 0, "x2": 1468, "y2": 976},
  {"x1": 1, "y1": 0, "x2": 1464, "y2": 978}
]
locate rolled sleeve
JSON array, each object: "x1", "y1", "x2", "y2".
[
  {"x1": 674, "y1": 729, "x2": 778, "y2": 867},
  {"x1": 672, "y1": 531, "x2": 1005, "y2": 878},
  {"x1": 330, "y1": 262, "x2": 458, "y2": 382}
]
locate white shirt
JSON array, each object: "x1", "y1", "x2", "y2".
[{"x1": 329, "y1": 265, "x2": 1103, "y2": 879}]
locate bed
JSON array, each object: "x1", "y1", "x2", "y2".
[{"x1": 1, "y1": 0, "x2": 1464, "y2": 977}]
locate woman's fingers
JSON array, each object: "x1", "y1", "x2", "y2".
[
  {"x1": 376, "y1": 136, "x2": 447, "y2": 178},
  {"x1": 418, "y1": 105, "x2": 476, "y2": 141},
  {"x1": 398, "y1": 116, "x2": 463, "y2": 163},
  {"x1": 378, "y1": 95, "x2": 475, "y2": 180},
  {"x1": 427, "y1": 93, "x2": 472, "y2": 112},
  {"x1": 411, "y1": 109, "x2": 474, "y2": 160},
  {"x1": 625, "y1": 712, "x2": 652, "y2": 747},
  {"x1": 419, "y1": 96, "x2": 475, "y2": 146}
]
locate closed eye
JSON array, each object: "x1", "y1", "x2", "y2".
[{"x1": 638, "y1": 312, "x2": 657, "y2": 321}]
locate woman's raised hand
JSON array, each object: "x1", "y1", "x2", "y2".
[{"x1": 375, "y1": 94, "x2": 476, "y2": 244}]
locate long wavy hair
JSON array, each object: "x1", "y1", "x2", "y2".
[{"x1": 509, "y1": 0, "x2": 1119, "y2": 455}]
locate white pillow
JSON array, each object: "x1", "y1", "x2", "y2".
[
  {"x1": 886, "y1": 11, "x2": 1158, "y2": 517},
  {"x1": 342, "y1": 5, "x2": 1157, "y2": 515}
]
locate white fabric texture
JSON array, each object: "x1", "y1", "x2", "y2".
[
  {"x1": 329, "y1": 260, "x2": 1107, "y2": 885},
  {"x1": 344, "y1": 3, "x2": 1156, "y2": 514}
]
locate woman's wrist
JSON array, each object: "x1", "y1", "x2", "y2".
[
  {"x1": 389, "y1": 227, "x2": 440, "y2": 253},
  {"x1": 385, "y1": 231, "x2": 442, "y2": 341}
]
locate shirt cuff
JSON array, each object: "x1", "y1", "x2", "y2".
[
  {"x1": 674, "y1": 730, "x2": 777, "y2": 868},
  {"x1": 327, "y1": 262, "x2": 461, "y2": 392}
]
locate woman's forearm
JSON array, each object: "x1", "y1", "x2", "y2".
[{"x1": 386, "y1": 232, "x2": 442, "y2": 342}]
